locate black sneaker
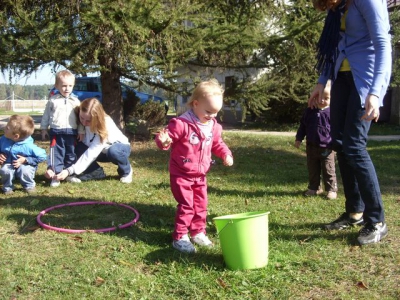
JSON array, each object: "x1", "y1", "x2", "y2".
[
  {"x1": 357, "y1": 223, "x2": 388, "y2": 245},
  {"x1": 324, "y1": 213, "x2": 364, "y2": 230}
]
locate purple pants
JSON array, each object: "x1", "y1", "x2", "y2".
[{"x1": 170, "y1": 175, "x2": 208, "y2": 240}]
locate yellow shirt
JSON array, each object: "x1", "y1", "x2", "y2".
[{"x1": 339, "y1": 11, "x2": 350, "y2": 72}]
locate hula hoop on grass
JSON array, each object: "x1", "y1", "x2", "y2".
[{"x1": 36, "y1": 201, "x2": 140, "y2": 234}]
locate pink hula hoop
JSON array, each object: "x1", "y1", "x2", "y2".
[{"x1": 36, "y1": 201, "x2": 140, "y2": 234}]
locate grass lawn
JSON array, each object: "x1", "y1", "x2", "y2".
[{"x1": 0, "y1": 132, "x2": 399, "y2": 299}]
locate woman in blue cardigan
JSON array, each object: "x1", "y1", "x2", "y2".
[{"x1": 309, "y1": 0, "x2": 391, "y2": 245}]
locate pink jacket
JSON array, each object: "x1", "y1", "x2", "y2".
[{"x1": 155, "y1": 117, "x2": 232, "y2": 177}]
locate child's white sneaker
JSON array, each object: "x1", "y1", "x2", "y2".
[
  {"x1": 172, "y1": 234, "x2": 196, "y2": 253},
  {"x1": 192, "y1": 232, "x2": 213, "y2": 247},
  {"x1": 50, "y1": 179, "x2": 60, "y2": 187}
]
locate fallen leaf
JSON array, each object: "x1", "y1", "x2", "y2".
[
  {"x1": 70, "y1": 236, "x2": 83, "y2": 242},
  {"x1": 275, "y1": 263, "x2": 283, "y2": 269},
  {"x1": 30, "y1": 199, "x2": 40, "y2": 206},
  {"x1": 94, "y1": 276, "x2": 105, "y2": 286},
  {"x1": 350, "y1": 245, "x2": 360, "y2": 252},
  {"x1": 245, "y1": 199, "x2": 249, "y2": 205},
  {"x1": 299, "y1": 237, "x2": 311, "y2": 244},
  {"x1": 119, "y1": 260, "x2": 135, "y2": 267},
  {"x1": 26, "y1": 225, "x2": 41, "y2": 232},
  {"x1": 20, "y1": 218, "x2": 26, "y2": 227},
  {"x1": 217, "y1": 278, "x2": 228, "y2": 289},
  {"x1": 356, "y1": 281, "x2": 368, "y2": 289},
  {"x1": 68, "y1": 190, "x2": 75, "y2": 194}
]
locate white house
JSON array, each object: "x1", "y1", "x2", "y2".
[{"x1": 174, "y1": 64, "x2": 267, "y2": 123}]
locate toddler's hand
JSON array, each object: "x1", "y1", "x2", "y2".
[
  {"x1": 223, "y1": 155, "x2": 233, "y2": 166},
  {"x1": 294, "y1": 140, "x2": 301, "y2": 148},
  {"x1": 77, "y1": 133, "x2": 85, "y2": 142},
  {"x1": 0, "y1": 153, "x2": 6, "y2": 164},
  {"x1": 41, "y1": 130, "x2": 49, "y2": 141},
  {"x1": 12, "y1": 155, "x2": 27, "y2": 169},
  {"x1": 158, "y1": 128, "x2": 172, "y2": 147},
  {"x1": 45, "y1": 169, "x2": 55, "y2": 179}
]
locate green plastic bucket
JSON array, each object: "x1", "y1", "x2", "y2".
[{"x1": 213, "y1": 211, "x2": 270, "y2": 270}]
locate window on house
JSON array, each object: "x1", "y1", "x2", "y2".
[{"x1": 224, "y1": 76, "x2": 236, "y2": 100}]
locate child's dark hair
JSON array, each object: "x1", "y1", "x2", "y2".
[{"x1": 7, "y1": 115, "x2": 35, "y2": 139}]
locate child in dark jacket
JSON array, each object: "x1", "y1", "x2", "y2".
[
  {"x1": 0, "y1": 115, "x2": 47, "y2": 194},
  {"x1": 155, "y1": 79, "x2": 233, "y2": 253},
  {"x1": 295, "y1": 97, "x2": 337, "y2": 200}
]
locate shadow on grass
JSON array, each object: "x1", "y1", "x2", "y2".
[
  {"x1": 268, "y1": 221, "x2": 362, "y2": 246},
  {"x1": 0, "y1": 194, "x2": 227, "y2": 269},
  {"x1": 134, "y1": 142, "x2": 308, "y2": 188}
]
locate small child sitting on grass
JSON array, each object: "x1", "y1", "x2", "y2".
[
  {"x1": 155, "y1": 79, "x2": 233, "y2": 253},
  {"x1": 295, "y1": 93, "x2": 337, "y2": 200},
  {"x1": 0, "y1": 115, "x2": 47, "y2": 195}
]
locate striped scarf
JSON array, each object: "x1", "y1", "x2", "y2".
[{"x1": 315, "y1": 0, "x2": 347, "y2": 80}]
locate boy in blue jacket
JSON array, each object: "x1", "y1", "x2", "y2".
[{"x1": 0, "y1": 115, "x2": 47, "y2": 194}]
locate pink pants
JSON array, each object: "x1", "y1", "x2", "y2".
[{"x1": 170, "y1": 175, "x2": 208, "y2": 240}]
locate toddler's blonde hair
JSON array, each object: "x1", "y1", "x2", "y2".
[
  {"x1": 55, "y1": 70, "x2": 75, "y2": 85},
  {"x1": 7, "y1": 115, "x2": 35, "y2": 139},
  {"x1": 187, "y1": 79, "x2": 224, "y2": 108}
]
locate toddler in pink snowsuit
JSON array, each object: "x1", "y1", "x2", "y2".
[{"x1": 155, "y1": 79, "x2": 233, "y2": 253}]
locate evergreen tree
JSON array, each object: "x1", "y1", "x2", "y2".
[{"x1": 0, "y1": 0, "x2": 329, "y2": 124}]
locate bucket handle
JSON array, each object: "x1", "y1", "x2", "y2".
[{"x1": 215, "y1": 219, "x2": 234, "y2": 236}]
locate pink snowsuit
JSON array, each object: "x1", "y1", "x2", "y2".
[{"x1": 155, "y1": 113, "x2": 232, "y2": 240}]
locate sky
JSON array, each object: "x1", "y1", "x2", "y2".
[{"x1": 0, "y1": 64, "x2": 57, "y2": 86}]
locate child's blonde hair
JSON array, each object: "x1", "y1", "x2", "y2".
[
  {"x1": 77, "y1": 98, "x2": 108, "y2": 143},
  {"x1": 7, "y1": 115, "x2": 35, "y2": 139},
  {"x1": 187, "y1": 79, "x2": 224, "y2": 108},
  {"x1": 55, "y1": 70, "x2": 75, "y2": 85}
]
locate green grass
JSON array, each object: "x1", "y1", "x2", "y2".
[
  {"x1": 369, "y1": 122, "x2": 400, "y2": 135},
  {"x1": 0, "y1": 110, "x2": 44, "y2": 115},
  {"x1": 0, "y1": 133, "x2": 399, "y2": 299}
]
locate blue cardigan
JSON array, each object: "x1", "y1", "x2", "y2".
[{"x1": 318, "y1": 0, "x2": 392, "y2": 107}]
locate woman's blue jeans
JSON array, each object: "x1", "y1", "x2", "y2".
[
  {"x1": 75, "y1": 142, "x2": 131, "y2": 176},
  {"x1": 330, "y1": 71, "x2": 385, "y2": 224}
]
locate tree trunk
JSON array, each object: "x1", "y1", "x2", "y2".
[{"x1": 100, "y1": 70, "x2": 124, "y2": 129}]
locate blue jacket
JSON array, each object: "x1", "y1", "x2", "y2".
[
  {"x1": 318, "y1": 0, "x2": 392, "y2": 107},
  {"x1": 0, "y1": 136, "x2": 47, "y2": 167},
  {"x1": 296, "y1": 107, "x2": 331, "y2": 148}
]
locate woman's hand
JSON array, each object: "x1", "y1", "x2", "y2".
[
  {"x1": 308, "y1": 81, "x2": 331, "y2": 109},
  {"x1": 361, "y1": 94, "x2": 380, "y2": 122},
  {"x1": 55, "y1": 170, "x2": 69, "y2": 181}
]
